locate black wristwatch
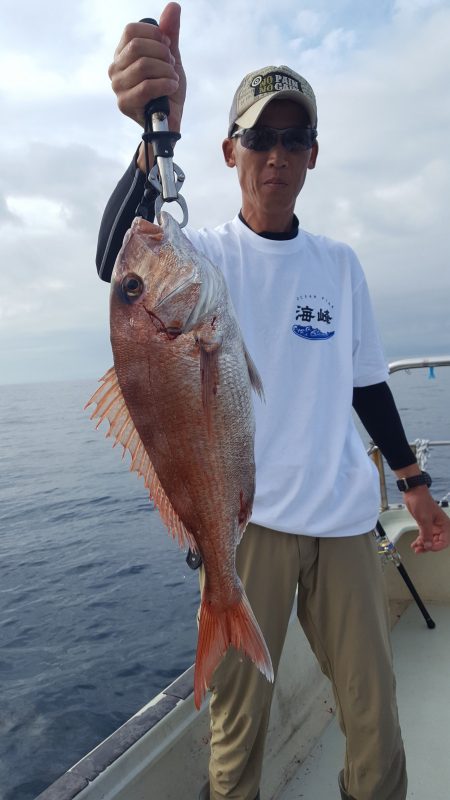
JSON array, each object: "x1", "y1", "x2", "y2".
[{"x1": 396, "y1": 471, "x2": 432, "y2": 493}]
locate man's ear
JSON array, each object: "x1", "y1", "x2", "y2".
[
  {"x1": 308, "y1": 141, "x2": 319, "y2": 170},
  {"x1": 222, "y1": 138, "x2": 236, "y2": 168}
]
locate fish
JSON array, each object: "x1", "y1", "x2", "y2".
[{"x1": 85, "y1": 212, "x2": 274, "y2": 708}]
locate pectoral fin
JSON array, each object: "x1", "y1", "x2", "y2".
[
  {"x1": 85, "y1": 367, "x2": 197, "y2": 552},
  {"x1": 196, "y1": 333, "x2": 222, "y2": 434}
]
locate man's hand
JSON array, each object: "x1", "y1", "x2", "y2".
[
  {"x1": 108, "y1": 3, "x2": 186, "y2": 132},
  {"x1": 403, "y1": 487, "x2": 450, "y2": 554}
]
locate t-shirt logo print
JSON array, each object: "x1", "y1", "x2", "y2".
[{"x1": 292, "y1": 295, "x2": 335, "y2": 341}]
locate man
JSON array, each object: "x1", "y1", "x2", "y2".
[{"x1": 97, "y1": 5, "x2": 450, "y2": 799}]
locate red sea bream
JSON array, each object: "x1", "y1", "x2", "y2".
[{"x1": 86, "y1": 212, "x2": 273, "y2": 708}]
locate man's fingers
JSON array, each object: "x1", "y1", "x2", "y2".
[
  {"x1": 159, "y1": 2, "x2": 182, "y2": 55},
  {"x1": 411, "y1": 532, "x2": 448, "y2": 553},
  {"x1": 111, "y1": 56, "x2": 179, "y2": 95},
  {"x1": 115, "y1": 77, "x2": 179, "y2": 119},
  {"x1": 114, "y1": 21, "x2": 169, "y2": 60},
  {"x1": 111, "y1": 37, "x2": 174, "y2": 75}
]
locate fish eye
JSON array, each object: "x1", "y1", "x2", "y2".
[{"x1": 122, "y1": 274, "x2": 144, "y2": 300}]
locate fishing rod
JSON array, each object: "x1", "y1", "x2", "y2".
[{"x1": 374, "y1": 520, "x2": 436, "y2": 629}]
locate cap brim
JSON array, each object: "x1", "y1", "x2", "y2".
[{"x1": 231, "y1": 91, "x2": 316, "y2": 135}]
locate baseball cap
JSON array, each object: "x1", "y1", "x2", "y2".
[{"x1": 228, "y1": 66, "x2": 317, "y2": 137}]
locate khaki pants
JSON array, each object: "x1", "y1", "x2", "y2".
[{"x1": 199, "y1": 523, "x2": 407, "y2": 800}]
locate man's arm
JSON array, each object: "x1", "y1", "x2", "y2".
[{"x1": 353, "y1": 382, "x2": 449, "y2": 553}]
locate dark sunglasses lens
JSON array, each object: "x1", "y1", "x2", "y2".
[
  {"x1": 240, "y1": 127, "x2": 316, "y2": 152},
  {"x1": 283, "y1": 129, "x2": 315, "y2": 151},
  {"x1": 241, "y1": 128, "x2": 277, "y2": 151}
]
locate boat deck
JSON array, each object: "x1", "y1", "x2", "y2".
[{"x1": 278, "y1": 602, "x2": 450, "y2": 800}]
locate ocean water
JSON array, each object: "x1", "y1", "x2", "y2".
[
  {"x1": 0, "y1": 379, "x2": 200, "y2": 800},
  {"x1": 0, "y1": 367, "x2": 449, "y2": 800}
]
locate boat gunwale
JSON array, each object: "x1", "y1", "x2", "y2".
[{"x1": 34, "y1": 667, "x2": 196, "y2": 800}]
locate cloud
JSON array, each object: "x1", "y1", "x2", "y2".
[
  {"x1": 0, "y1": 0, "x2": 449, "y2": 384},
  {"x1": 393, "y1": 0, "x2": 444, "y2": 19},
  {"x1": 0, "y1": 142, "x2": 122, "y2": 233},
  {"x1": 0, "y1": 191, "x2": 20, "y2": 225},
  {"x1": 293, "y1": 10, "x2": 325, "y2": 39},
  {"x1": 0, "y1": 142, "x2": 120, "y2": 344},
  {"x1": 0, "y1": 0, "x2": 96, "y2": 68}
]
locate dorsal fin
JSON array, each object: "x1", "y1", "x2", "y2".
[{"x1": 85, "y1": 367, "x2": 197, "y2": 552}]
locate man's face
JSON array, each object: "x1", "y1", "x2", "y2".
[{"x1": 222, "y1": 100, "x2": 318, "y2": 220}]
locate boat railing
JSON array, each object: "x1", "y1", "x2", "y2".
[{"x1": 368, "y1": 355, "x2": 450, "y2": 512}]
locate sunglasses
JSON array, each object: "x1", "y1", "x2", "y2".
[{"x1": 231, "y1": 125, "x2": 317, "y2": 153}]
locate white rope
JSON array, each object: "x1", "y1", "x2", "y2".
[{"x1": 413, "y1": 438, "x2": 430, "y2": 471}]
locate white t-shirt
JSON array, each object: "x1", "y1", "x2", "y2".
[{"x1": 186, "y1": 216, "x2": 388, "y2": 538}]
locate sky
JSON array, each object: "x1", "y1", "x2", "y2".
[{"x1": 0, "y1": 0, "x2": 449, "y2": 385}]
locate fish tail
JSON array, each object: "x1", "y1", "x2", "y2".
[{"x1": 194, "y1": 588, "x2": 274, "y2": 709}]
